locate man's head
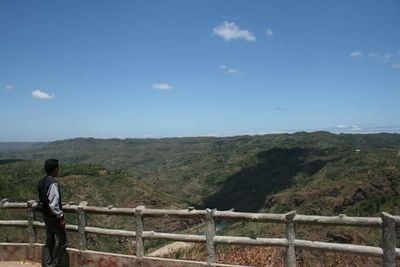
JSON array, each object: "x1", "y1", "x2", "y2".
[{"x1": 44, "y1": 159, "x2": 59, "y2": 177}]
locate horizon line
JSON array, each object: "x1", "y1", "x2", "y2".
[{"x1": 1, "y1": 128, "x2": 400, "y2": 143}]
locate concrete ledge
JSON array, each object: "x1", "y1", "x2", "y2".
[{"x1": 0, "y1": 243, "x2": 247, "y2": 267}]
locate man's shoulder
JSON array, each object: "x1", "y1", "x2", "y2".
[{"x1": 38, "y1": 176, "x2": 56, "y2": 186}]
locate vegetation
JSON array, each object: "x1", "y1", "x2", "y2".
[{"x1": 1, "y1": 132, "x2": 399, "y2": 265}]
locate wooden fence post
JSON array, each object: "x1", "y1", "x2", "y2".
[
  {"x1": 0, "y1": 198, "x2": 7, "y2": 208},
  {"x1": 285, "y1": 210, "x2": 297, "y2": 267},
  {"x1": 27, "y1": 200, "x2": 37, "y2": 245},
  {"x1": 382, "y1": 212, "x2": 396, "y2": 267},
  {"x1": 206, "y1": 208, "x2": 216, "y2": 265},
  {"x1": 135, "y1": 205, "x2": 145, "y2": 259},
  {"x1": 78, "y1": 201, "x2": 88, "y2": 251}
]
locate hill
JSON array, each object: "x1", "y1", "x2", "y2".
[
  {"x1": 1, "y1": 132, "x2": 400, "y2": 211},
  {"x1": 1, "y1": 132, "x2": 400, "y2": 265},
  {"x1": 0, "y1": 142, "x2": 46, "y2": 153},
  {"x1": 0, "y1": 160, "x2": 194, "y2": 253}
]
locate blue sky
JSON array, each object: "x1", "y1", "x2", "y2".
[{"x1": 1, "y1": 0, "x2": 399, "y2": 141}]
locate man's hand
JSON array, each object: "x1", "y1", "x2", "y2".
[{"x1": 59, "y1": 216, "x2": 66, "y2": 228}]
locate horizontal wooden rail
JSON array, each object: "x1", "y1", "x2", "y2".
[
  {"x1": 143, "y1": 231, "x2": 206, "y2": 243},
  {"x1": 72, "y1": 205, "x2": 136, "y2": 215},
  {"x1": 0, "y1": 200, "x2": 391, "y2": 226},
  {"x1": 295, "y1": 239, "x2": 384, "y2": 258},
  {"x1": 142, "y1": 208, "x2": 206, "y2": 218},
  {"x1": 213, "y1": 210, "x2": 285, "y2": 222},
  {"x1": 214, "y1": 236, "x2": 288, "y2": 247},
  {"x1": 294, "y1": 214, "x2": 382, "y2": 227},
  {"x1": 0, "y1": 220, "x2": 28, "y2": 227},
  {"x1": 85, "y1": 226, "x2": 135, "y2": 237},
  {"x1": 1, "y1": 200, "x2": 399, "y2": 267}
]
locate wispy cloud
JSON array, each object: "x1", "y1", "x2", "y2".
[
  {"x1": 274, "y1": 107, "x2": 287, "y2": 112},
  {"x1": 368, "y1": 52, "x2": 395, "y2": 62},
  {"x1": 32, "y1": 90, "x2": 55, "y2": 100},
  {"x1": 4, "y1": 84, "x2": 14, "y2": 91},
  {"x1": 205, "y1": 133, "x2": 219, "y2": 137},
  {"x1": 335, "y1": 124, "x2": 362, "y2": 132},
  {"x1": 266, "y1": 29, "x2": 273, "y2": 37},
  {"x1": 152, "y1": 82, "x2": 173, "y2": 91},
  {"x1": 350, "y1": 51, "x2": 363, "y2": 58},
  {"x1": 392, "y1": 63, "x2": 400, "y2": 69},
  {"x1": 332, "y1": 124, "x2": 400, "y2": 134},
  {"x1": 213, "y1": 21, "x2": 256, "y2": 42},
  {"x1": 220, "y1": 64, "x2": 240, "y2": 75}
]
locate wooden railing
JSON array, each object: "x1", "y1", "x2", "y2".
[{"x1": 1, "y1": 199, "x2": 399, "y2": 267}]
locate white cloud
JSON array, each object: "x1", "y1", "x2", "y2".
[
  {"x1": 220, "y1": 64, "x2": 240, "y2": 75},
  {"x1": 213, "y1": 21, "x2": 256, "y2": 42},
  {"x1": 368, "y1": 52, "x2": 394, "y2": 62},
  {"x1": 266, "y1": 29, "x2": 273, "y2": 37},
  {"x1": 392, "y1": 63, "x2": 400, "y2": 69},
  {"x1": 152, "y1": 83, "x2": 173, "y2": 90},
  {"x1": 368, "y1": 53, "x2": 380, "y2": 59},
  {"x1": 336, "y1": 124, "x2": 362, "y2": 131},
  {"x1": 383, "y1": 53, "x2": 393, "y2": 60},
  {"x1": 226, "y1": 68, "x2": 239, "y2": 74},
  {"x1": 32, "y1": 90, "x2": 55, "y2": 100},
  {"x1": 4, "y1": 84, "x2": 14, "y2": 91},
  {"x1": 350, "y1": 51, "x2": 363, "y2": 58}
]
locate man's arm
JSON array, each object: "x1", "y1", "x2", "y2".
[{"x1": 47, "y1": 183, "x2": 64, "y2": 219}]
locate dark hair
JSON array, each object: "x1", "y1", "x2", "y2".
[{"x1": 44, "y1": 159, "x2": 59, "y2": 175}]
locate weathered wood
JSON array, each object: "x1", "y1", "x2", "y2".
[
  {"x1": 382, "y1": 212, "x2": 396, "y2": 267},
  {"x1": 26, "y1": 201, "x2": 36, "y2": 245},
  {"x1": 32, "y1": 221, "x2": 45, "y2": 228},
  {"x1": 78, "y1": 201, "x2": 88, "y2": 251},
  {"x1": 0, "y1": 198, "x2": 8, "y2": 207},
  {"x1": 65, "y1": 224, "x2": 79, "y2": 232},
  {"x1": 285, "y1": 211, "x2": 296, "y2": 267},
  {"x1": 82, "y1": 206, "x2": 136, "y2": 215},
  {"x1": 294, "y1": 214, "x2": 382, "y2": 227},
  {"x1": 1, "y1": 200, "x2": 400, "y2": 265},
  {"x1": 214, "y1": 210, "x2": 285, "y2": 222},
  {"x1": 295, "y1": 239, "x2": 384, "y2": 258},
  {"x1": 135, "y1": 205, "x2": 145, "y2": 259},
  {"x1": 143, "y1": 231, "x2": 206, "y2": 242},
  {"x1": 59, "y1": 204, "x2": 78, "y2": 213},
  {"x1": 0, "y1": 202, "x2": 27, "y2": 209},
  {"x1": 142, "y1": 208, "x2": 206, "y2": 218},
  {"x1": 206, "y1": 208, "x2": 216, "y2": 264},
  {"x1": 0, "y1": 220, "x2": 28, "y2": 226},
  {"x1": 0, "y1": 201, "x2": 388, "y2": 228},
  {"x1": 214, "y1": 236, "x2": 288, "y2": 246},
  {"x1": 85, "y1": 226, "x2": 136, "y2": 237}
]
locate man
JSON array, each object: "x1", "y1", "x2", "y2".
[{"x1": 37, "y1": 159, "x2": 67, "y2": 267}]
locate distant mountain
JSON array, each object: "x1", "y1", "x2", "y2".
[
  {"x1": 0, "y1": 142, "x2": 46, "y2": 153},
  {"x1": 1, "y1": 132, "x2": 399, "y2": 258},
  {"x1": 1, "y1": 132, "x2": 400, "y2": 213}
]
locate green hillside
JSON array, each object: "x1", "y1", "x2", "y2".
[
  {"x1": 1, "y1": 132, "x2": 400, "y2": 263},
  {"x1": 0, "y1": 160, "x2": 191, "y2": 253},
  {"x1": 0, "y1": 142, "x2": 46, "y2": 153},
  {"x1": 1, "y1": 132, "x2": 400, "y2": 214}
]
